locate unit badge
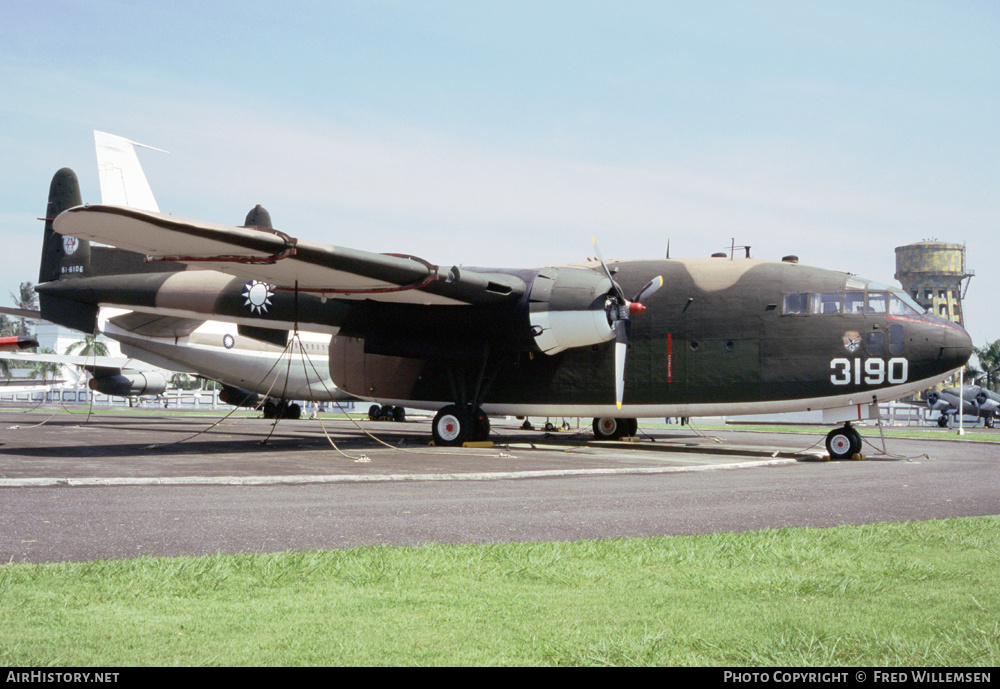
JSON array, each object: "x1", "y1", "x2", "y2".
[
  {"x1": 63, "y1": 236, "x2": 78, "y2": 256},
  {"x1": 842, "y1": 331, "x2": 861, "y2": 353},
  {"x1": 242, "y1": 280, "x2": 275, "y2": 315}
]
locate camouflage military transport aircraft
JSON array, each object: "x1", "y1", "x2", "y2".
[{"x1": 35, "y1": 145, "x2": 972, "y2": 456}]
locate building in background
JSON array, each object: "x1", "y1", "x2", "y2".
[{"x1": 894, "y1": 241, "x2": 974, "y2": 327}]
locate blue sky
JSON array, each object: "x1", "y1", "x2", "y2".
[{"x1": 2, "y1": 1, "x2": 998, "y2": 347}]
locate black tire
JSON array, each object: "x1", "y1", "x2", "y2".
[
  {"x1": 471, "y1": 408, "x2": 490, "y2": 442},
  {"x1": 392, "y1": 406, "x2": 406, "y2": 422},
  {"x1": 937, "y1": 415, "x2": 949, "y2": 428},
  {"x1": 625, "y1": 418, "x2": 638, "y2": 437},
  {"x1": 369, "y1": 404, "x2": 381, "y2": 421},
  {"x1": 287, "y1": 403, "x2": 302, "y2": 420},
  {"x1": 263, "y1": 400, "x2": 277, "y2": 419},
  {"x1": 826, "y1": 427, "x2": 861, "y2": 460},
  {"x1": 432, "y1": 405, "x2": 471, "y2": 446},
  {"x1": 985, "y1": 415, "x2": 995, "y2": 429},
  {"x1": 593, "y1": 417, "x2": 625, "y2": 440}
]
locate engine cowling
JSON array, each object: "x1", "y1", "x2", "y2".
[
  {"x1": 218, "y1": 384, "x2": 261, "y2": 409},
  {"x1": 527, "y1": 266, "x2": 615, "y2": 355},
  {"x1": 89, "y1": 371, "x2": 167, "y2": 397}
]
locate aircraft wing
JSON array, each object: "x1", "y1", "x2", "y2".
[
  {"x1": 0, "y1": 306, "x2": 43, "y2": 321},
  {"x1": 53, "y1": 205, "x2": 526, "y2": 306},
  {"x1": 0, "y1": 351, "x2": 160, "y2": 373}
]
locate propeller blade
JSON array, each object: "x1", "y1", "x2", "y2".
[
  {"x1": 614, "y1": 321, "x2": 628, "y2": 409},
  {"x1": 632, "y1": 275, "x2": 663, "y2": 304},
  {"x1": 592, "y1": 237, "x2": 626, "y2": 304}
]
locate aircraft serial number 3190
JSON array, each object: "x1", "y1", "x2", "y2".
[{"x1": 36, "y1": 152, "x2": 971, "y2": 459}]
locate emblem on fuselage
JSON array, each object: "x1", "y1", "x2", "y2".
[
  {"x1": 63, "y1": 236, "x2": 78, "y2": 256},
  {"x1": 242, "y1": 280, "x2": 275, "y2": 315},
  {"x1": 223, "y1": 334, "x2": 235, "y2": 349},
  {"x1": 842, "y1": 331, "x2": 861, "y2": 353}
]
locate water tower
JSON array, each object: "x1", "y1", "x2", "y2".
[{"x1": 894, "y1": 241, "x2": 973, "y2": 327}]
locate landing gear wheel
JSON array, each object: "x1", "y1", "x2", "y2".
[
  {"x1": 369, "y1": 404, "x2": 381, "y2": 421},
  {"x1": 826, "y1": 426, "x2": 861, "y2": 460},
  {"x1": 432, "y1": 405, "x2": 471, "y2": 446},
  {"x1": 625, "y1": 418, "x2": 639, "y2": 437},
  {"x1": 470, "y1": 408, "x2": 490, "y2": 442},
  {"x1": 986, "y1": 415, "x2": 995, "y2": 429},
  {"x1": 593, "y1": 417, "x2": 625, "y2": 440},
  {"x1": 286, "y1": 403, "x2": 302, "y2": 420},
  {"x1": 392, "y1": 406, "x2": 406, "y2": 423},
  {"x1": 937, "y1": 415, "x2": 949, "y2": 428}
]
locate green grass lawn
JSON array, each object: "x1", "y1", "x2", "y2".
[{"x1": 2, "y1": 518, "x2": 997, "y2": 666}]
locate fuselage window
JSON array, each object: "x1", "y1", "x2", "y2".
[
  {"x1": 783, "y1": 293, "x2": 809, "y2": 314},
  {"x1": 866, "y1": 331, "x2": 886, "y2": 356},
  {"x1": 888, "y1": 323, "x2": 905, "y2": 356}
]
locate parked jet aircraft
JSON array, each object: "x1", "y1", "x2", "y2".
[
  {"x1": 37, "y1": 141, "x2": 973, "y2": 456},
  {"x1": 927, "y1": 385, "x2": 999, "y2": 428}
]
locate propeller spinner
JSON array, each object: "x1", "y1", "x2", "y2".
[{"x1": 592, "y1": 238, "x2": 663, "y2": 408}]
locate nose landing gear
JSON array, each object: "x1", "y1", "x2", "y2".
[{"x1": 825, "y1": 423, "x2": 862, "y2": 460}]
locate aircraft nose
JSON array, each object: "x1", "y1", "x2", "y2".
[{"x1": 938, "y1": 319, "x2": 974, "y2": 370}]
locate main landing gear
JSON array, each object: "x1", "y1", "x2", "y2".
[
  {"x1": 263, "y1": 399, "x2": 301, "y2": 420},
  {"x1": 368, "y1": 404, "x2": 406, "y2": 422},
  {"x1": 592, "y1": 417, "x2": 639, "y2": 440},
  {"x1": 431, "y1": 404, "x2": 490, "y2": 446},
  {"x1": 825, "y1": 423, "x2": 862, "y2": 460}
]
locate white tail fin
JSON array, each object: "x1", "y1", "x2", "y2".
[{"x1": 93, "y1": 130, "x2": 166, "y2": 212}]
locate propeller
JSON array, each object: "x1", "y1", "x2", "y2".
[{"x1": 592, "y1": 238, "x2": 663, "y2": 408}]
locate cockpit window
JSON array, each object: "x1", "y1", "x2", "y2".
[
  {"x1": 813, "y1": 293, "x2": 842, "y2": 314},
  {"x1": 891, "y1": 290, "x2": 925, "y2": 314},
  {"x1": 844, "y1": 292, "x2": 865, "y2": 314},
  {"x1": 889, "y1": 294, "x2": 920, "y2": 316},
  {"x1": 782, "y1": 286, "x2": 925, "y2": 317},
  {"x1": 867, "y1": 292, "x2": 887, "y2": 314}
]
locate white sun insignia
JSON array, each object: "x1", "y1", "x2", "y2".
[{"x1": 242, "y1": 280, "x2": 275, "y2": 315}]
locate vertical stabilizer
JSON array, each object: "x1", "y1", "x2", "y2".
[
  {"x1": 38, "y1": 168, "x2": 100, "y2": 333},
  {"x1": 94, "y1": 130, "x2": 166, "y2": 211},
  {"x1": 39, "y1": 168, "x2": 87, "y2": 284}
]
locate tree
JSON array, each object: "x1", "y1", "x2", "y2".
[
  {"x1": 28, "y1": 348, "x2": 62, "y2": 382},
  {"x1": 973, "y1": 339, "x2": 1000, "y2": 392},
  {"x1": 9, "y1": 282, "x2": 37, "y2": 337},
  {"x1": 0, "y1": 314, "x2": 13, "y2": 378},
  {"x1": 65, "y1": 335, "x2": 110, "y2": 358}
]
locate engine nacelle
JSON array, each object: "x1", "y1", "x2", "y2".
[
  {"x1": 527, "y1": 266, "x2": 614, "y2": 355},
  {"x1": 218, "y1": 384, "x2": 261, "y2": 409},
  {"x1": 89, "y1": 371, "x2": 167, "y2": 397}
]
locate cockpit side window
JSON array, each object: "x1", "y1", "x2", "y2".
[
  {"x1": 844, "y1": 292, "x2": 865, "y2": 314},
  {"x1": 867, "y1": 293, "x2": 887, "y2": 314},
  {"x1": 812, "y1": 293, "x2": 842, "y2": 314},
  {"x1": 889, "y1": 294, "x2": 919, "y2": 316}
]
